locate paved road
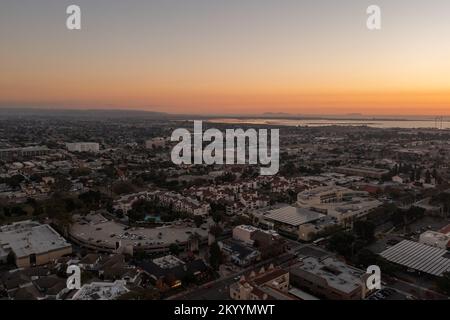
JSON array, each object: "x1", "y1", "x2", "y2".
[{"x1": 385, "y1": 275, "x2": 449, "y2": 300}]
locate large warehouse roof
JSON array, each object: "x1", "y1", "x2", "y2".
[
  {"x1": 380, "y1": 240, "x2": 450, "y2": 277},
  {"x1": 265, "y1": 206, "x2": 324, "y2": 227}
]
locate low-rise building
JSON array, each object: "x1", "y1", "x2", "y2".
[
  {"x1": 229, "y1": 265, "x2": 292, "y2": 300},
  {"x1": 72, "y1": 280, "x2": 129, "y2": 300},
  {"x1": 298, "y1": 216, "x2": 339, "y2": 242},
  {"x1": 0, "y1": 146, "x2": 52, "y2": 161},
  {"x1": 218, "y1": 239, "x2": 261, "y2": 267},
  {"x1": 335, "y1": 166, "x2": 389, "y2": 179},
  {"x1": 419, "y1": 231, "x2": 450, "y2": 249},
  {"x1": 297, "y1": 186, "x2": 382, "y2": 226},
  {"x1": 139, "y1": 255, "x2": 209, "y2": 291},
  {"x1": 145, "y1": 137, "x2": 167, "y2": 149},
  {"x1": 261, "y1": 205, "x2": 324, "y2": 239},
  {"x1": 0, "y1": 221, "x2": 72, "y2": 268},
  {"x1": 380, "y1": 240, "x2": 450, "y2": 277},
  {"x1": 290, "y1": 255, "x2": 370, "y2": 300},
  {"x1": 66, "y1": 142, "x2": 100, "y2": 153}
]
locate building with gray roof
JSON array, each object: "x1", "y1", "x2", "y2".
[
  {"x1": 380, "y1": 240, "x2": 450, "y2": 277},
  {"x1": 0, "y1": 221, "x2": 72, "y2": 268}
]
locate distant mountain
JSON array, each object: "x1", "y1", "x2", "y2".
[
  {"x1": 0, "y1": 108, "x2": 171, "y2": 119},
  {"x1": 262, "y1": 112, "x2": 294, "y2": 116}
]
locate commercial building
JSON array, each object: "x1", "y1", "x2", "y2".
[
  {"x1": 261, "y1": 205, "x2": 324, "y2": 239},
  {"x1": 218, "y1": 239, "x2": 261, "y2": 267},
  {"x1": 0, "y1": 221, "x2": 72, "y2": 268},
  {"x1": 232, "y1": 225, "x2": 280, "y2": 245},
  {"x1": 0, "y1": 146, "x2": 52, "y2": 161},
  {"x1": 297, "y1": 186, "x2": 366, "y2": 207},
  {"x1": 335, "y1": 166, "x2": 389, "y2": 179},
  {"x1": 66, "y1": 142, "x2": 100, "y2": 153},
  {"x1": 297, "y1": 186, "x2": 382, "y2": 226},
  {"x1": 69, "y1": 213, "x2": 208, "y2": 254},
  {"x1": 138, "y1": 255, "x2": 209, "y2": 291},
  {"x1": 229, "y1": 265, "x2": 293, "y2": 300},
  {"x1": 223, "y1": 225, "x2": 286, "y2": 264},
  {"x1": 290, "y1": 254, "x2": 370, "y2": 300},
  {"x1": 419, "y1": 231, "x2": 450, "y2": 249},
  {"x1": 380, "y1": 240, "x2": 450, "y2": 277},
  {"x1": 232, "y1": 225, "x2": 259, "y2": 245},
  {"x1": 298, "y1": 216, "x2": 339, "y2": 242}
]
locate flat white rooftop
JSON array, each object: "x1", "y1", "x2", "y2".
[
  {"x1": 293, "y1": 256, "x2": 364, "y2": 294},
  {"x1": 0, "y1": 221, "x2": 71, "y2": 258},
  {"x1": 72, "y1": 280, "x2": 129, "y2": 300},
  {"x1": 70, "y1": 213, "x2": 208, "y2": 249}
]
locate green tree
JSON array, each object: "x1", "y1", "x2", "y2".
[
  {"x1": 7, "y1": 174, "x2": 25, "y2": 188},
  {"x1": 353, "y1": 221, "x2": 375, "y2": 243},
  {"x1": 169, "y1": 243, "x2": 181, "y2": 255},
  {"x1": 51, "y1": 177, "x2": 72, "y2": 192},
  {"x1": 112, "y1": 181, "x2": 136, "y2": 195},
  {"x1": 356, "y1": 248, "x2": 378, "y2": 267},
  {"x1": 327, "y1": 231, "x2": 356, "y2": 258},
  {"x1": 70, "y1": 167, "x2": 92, "y2": 178},
  {"x1": 209, "y1": 242, "x2": 222, "y2": 270},
  {"x1": 436, "y1": 272, "x2": 450, "y2": 295},
  {"x1": 212, "y1": 212, "x2": 223, "y2": 224},
  {"x1": 209, "y1": 224, "x2": 223, "y2": 238},
  {"x1": 425, "y1": 170, "x2": 432, "y2": 184},
  {"x1": 193, "y1": 215, "x2": 204, "y2": 228}
]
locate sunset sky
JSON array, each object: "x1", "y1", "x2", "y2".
[{"x1": 1, "y1": 0, "x2": 450, "y2": 115}]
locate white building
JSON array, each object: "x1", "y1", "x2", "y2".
[
  {"x1": 297, "y1": 186, "x2": 382, "y2": 226},
  {"x1": 145, "y1": 137, "x2": 167, "y2": 149},
  {"x1": 419, "y1": 230, "x2": 450, "y2": 249},
  {"x1": 290, "y1": 256, "x2": 370, "y2": 300},
  {"x1": 66, "y1": 142, "x2": 100, "y2": 153},
  {"x1": 0, "y1": 221, "x2": 72, "y2": 268},
  {"x1": 232, "y1": 225, "x2": 278, "y2": 245},
  {"x1": 229, "y1": 265, "x2": 291, "y2": 300},
  {"x1": 72, "y1": 280, "x2": 129, "y2": 300},
  {"x1": 297, "y1": 186, "x2": 366, "y2": 207},
  {"x1": 232, "y1": 225, "x2": 259, "y2": 245}
]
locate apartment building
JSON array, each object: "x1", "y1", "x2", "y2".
[
  {"x1": 0, "y1": 146, "x2": 52, "y2": 161},
  {"x1": 66, "y1": 142, "x2": 100, "y2": 153},
  {"x1": 229, "y1": 265, "x2": 292, "y2": 300}
]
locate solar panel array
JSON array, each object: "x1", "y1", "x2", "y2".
[{"x1": 380, "y1": 240, "x2": 450, "y2": 277}]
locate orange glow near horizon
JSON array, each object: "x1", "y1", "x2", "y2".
[{"x1": 2, "y1": 1, "x2": 450, "y2": 116}]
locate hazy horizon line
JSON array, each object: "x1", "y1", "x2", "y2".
[{"x1": 0, "y1": 106, "x2": 449, "y2": 119}]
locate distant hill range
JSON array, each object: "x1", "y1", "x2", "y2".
[
  {"x1": 0, "y1": 108, "x2": 171, "y2": 119},
  {"x1": 0, "y1": 107, "x2": 442, "y2": 122}
]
